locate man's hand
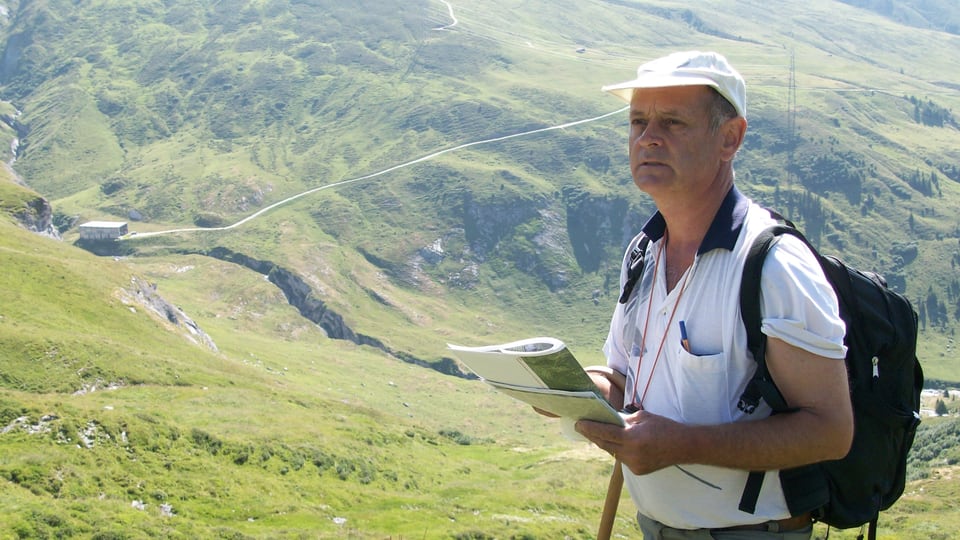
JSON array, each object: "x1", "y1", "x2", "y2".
[{"x1": 575, "y1": 409, "x2": 685, "y2": 476}]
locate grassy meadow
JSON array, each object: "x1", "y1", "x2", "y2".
[{"x1": 0, "y1": 215, "x2": 624, "y2": 538}]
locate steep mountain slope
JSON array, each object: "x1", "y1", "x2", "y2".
[
  {"x1": 1, "y1": 0, "x2": 960, "y2": 537},
  {"x1": 2, "y1": 0, "x2": 957, "y2": 374}
]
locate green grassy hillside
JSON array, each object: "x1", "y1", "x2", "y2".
[
  {"x1": 1, "y1": 0, "x2": 960, "y2": 537},
  {"x1": 0, "y1": 212, "x2": 626, "y2": 538}
]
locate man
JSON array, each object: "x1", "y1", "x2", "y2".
[{"x1": 574, "y1": 51, "x2": 854, "y2": 538}]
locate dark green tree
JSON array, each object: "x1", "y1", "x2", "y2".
[{"x1": 936, "y1": 399, "x2": 949, "y2": 416}]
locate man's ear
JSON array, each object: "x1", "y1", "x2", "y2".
[{"x1": 720, "y1": 117, "x2": 747, "y2": 162}]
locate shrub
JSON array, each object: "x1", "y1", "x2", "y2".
[{"x1": 190, "y1": 428, "x2": 222, "y2": 455}]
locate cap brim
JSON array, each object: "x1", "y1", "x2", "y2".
[{"x1": 601, "y1": 73, "x2": 720, "y2": 103}]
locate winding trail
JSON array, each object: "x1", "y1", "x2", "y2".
[
  {"x1": 124, "y1": 0, "x2": 626, "y2": 241},
  {"x1": 433, "y1": 0, "x2": 458, "y2": 30},
  {"x1": 125, "y1": 106, "x2": 627, "y2": 240}
]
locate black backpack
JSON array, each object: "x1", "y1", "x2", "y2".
[
  {"x1": 616, "y1": 212, "x2": 924, "y2": 539},
  {"x1": 736, "y1": 212, "x2": 923, "y2": 539}
]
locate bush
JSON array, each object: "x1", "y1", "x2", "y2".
[
  {"x1": 439, "y1": 428, "x2": 474, "y2": 445},
  {"x1": 193, "y1": 212, "x2": 225, "y2": 227},
  {"x1": 190, "y1": 428, "x2": 222, "y2": 455}
]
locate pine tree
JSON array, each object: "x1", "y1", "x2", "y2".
[{"x1": 935, "y1": 399, "x2": 949, "y2": 416}]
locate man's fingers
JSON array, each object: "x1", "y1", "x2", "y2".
[{"x1": 575, "y1": 418, "x2": 621, "y2": 443}]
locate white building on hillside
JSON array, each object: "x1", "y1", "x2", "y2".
[{"x1": 79, "y1": 221, "x2": 128, "y2": 241}]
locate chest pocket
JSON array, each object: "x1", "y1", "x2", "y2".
[{"x1": 672, "y1": 346, "x2": 734, "y2": 425}]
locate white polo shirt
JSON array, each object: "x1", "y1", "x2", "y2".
[{"x1": 603, "y1": 187, "x2": 846, "y2": 529}]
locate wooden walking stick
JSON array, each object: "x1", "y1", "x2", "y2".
[{"x1": 597, "y1": 459, "x2": 624, "y2": 540}]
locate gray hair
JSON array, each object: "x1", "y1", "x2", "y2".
[{"x1": 709, "y1": 88, "x2": 739, "y2": 132}]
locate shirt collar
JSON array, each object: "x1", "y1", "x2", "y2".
[{"x1": 640, "y1": 186, "x2": 748, "y2": 254}]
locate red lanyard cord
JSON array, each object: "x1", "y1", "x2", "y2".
[{"x1": 630, "y1": 236, "x2": 695, "y2": 408}]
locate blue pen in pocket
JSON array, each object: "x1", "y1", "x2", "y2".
[{"x1": 679, "y1": 320, "x2": 690, "y2": 352}]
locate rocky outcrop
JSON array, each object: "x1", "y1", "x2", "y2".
[
  {"x1": 203, "y1": 247, "x2": 469, "y2": 378},
  {"x1": 563, "y1": 187, "x2": 639, "y2": 273},
  {"x1": 459, "y1": 187, "x2": 642, "y2": 289},
  {"x1": 120, "y1": 277, "x2": 218, "y2": 351},
  {"x1": 12, "y1": 190, "x2": 60, "y2": 239},
  {"x1": 461, "y1": 191, "x2": 576, "y2": 291},
  {"x1": 462, "y1": 190, "x2": 544, "y2": 259}
]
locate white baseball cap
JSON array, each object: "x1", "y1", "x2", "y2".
[{"x1": 602, "y1": 51, "x2": 746, "y2": 118}]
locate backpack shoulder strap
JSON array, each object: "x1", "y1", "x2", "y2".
[
  {"x1": 618, "y1": 233, "x2": 651, "y2": 304},
  {"x1": 737, "y1": 223, "x2": 795, "y2": 414},
  {"x1": 738, "y1": 215, "x2": 823, "y2": 414},
  {"x1": 738, "y1": 212, "x2": 831, "y2": 516}
]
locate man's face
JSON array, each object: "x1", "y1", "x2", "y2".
[{"x1": 628, "y1": 85, "x2": 725, "y2": 197}]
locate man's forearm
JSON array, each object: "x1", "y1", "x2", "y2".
[{"x1": 676, "y1": 406, "x2": 852, "y2": 471}]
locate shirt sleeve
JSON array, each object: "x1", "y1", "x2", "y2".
[
  {"x1": 603, "y1": 242, "x2": 635, "y2": 374},
  {"x1": 603, "y1": 304, "x2": 630, "y2": 371},
  {"x1": 759, "y1": 234, "x2": 847, "y2": 359}
]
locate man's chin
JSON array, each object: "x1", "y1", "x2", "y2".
[{"x1": 632, "y1": 172, "x2": 672, "y2": 190}]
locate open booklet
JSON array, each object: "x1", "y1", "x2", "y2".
[{"x1": 446, "y1": 337, "x2": 624, "y2": 427}]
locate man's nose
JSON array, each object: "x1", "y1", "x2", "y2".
[{"x1": 633, "y1": 125, "x2": 662, "y2": 146}]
